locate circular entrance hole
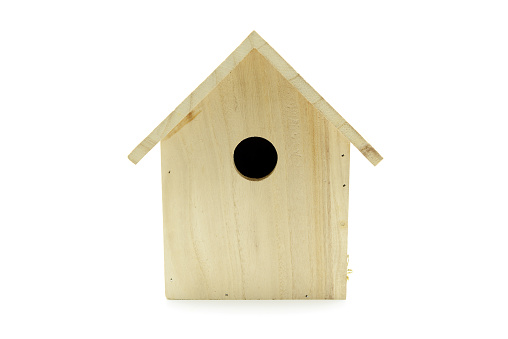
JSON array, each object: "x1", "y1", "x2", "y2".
[{"x1": 233, "y1": 137, "x2": 277, "y2": 180}]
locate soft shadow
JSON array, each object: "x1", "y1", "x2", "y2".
[{"x1": 166, "y1": 300, "x2": 346, "y2": 315}]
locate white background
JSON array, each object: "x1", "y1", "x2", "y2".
[{"x1": 1, "y1": 0, "x2": 507, "y2": 338}]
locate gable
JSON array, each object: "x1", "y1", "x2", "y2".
[{"x1": 128, "y1": 31, "x2": 382, "y2": 166}]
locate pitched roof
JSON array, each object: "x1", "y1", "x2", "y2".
[{"x1": 128, "y1": 31, "x2": 382, "y2": 166}]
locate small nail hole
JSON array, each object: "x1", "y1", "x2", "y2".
[
  {"x1": 341, "y1": 154, "x2": 345, "y2": 157},
  {"x1": 168, "y1": 170, "x2": 171, "y2": 173},
  {"x1": 305, "y1": 295, "x2": 308, "y2": 298},
  {"x1": 225, "y1": 293, "x2": 228, "y2": 296},
  {"x1": 343, "y1": 184, "x2": 346, "y2": 187}
]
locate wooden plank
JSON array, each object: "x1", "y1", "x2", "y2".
[
  {"x1": 160, "y1": 50, "x2": 350, "y2": 299},
  {"x1": 128, "y1": 31, "x2": 382, "y2": 166}
]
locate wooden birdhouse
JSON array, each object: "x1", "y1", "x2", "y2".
[{"x1": 128, "y1": 31, "x2": 382, "y2": 300}]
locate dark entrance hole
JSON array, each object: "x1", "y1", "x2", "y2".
[{"x1": 233, "y1": 137, "x2": 278, "y2": 180}]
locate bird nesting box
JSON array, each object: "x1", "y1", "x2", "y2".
[{"x1": 128, "y1": 31, "x2": 382, "y2": 300}]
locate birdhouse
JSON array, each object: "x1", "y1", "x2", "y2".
[{"x1": 128, "y1": 31, "x2": 382, "y2": 300}]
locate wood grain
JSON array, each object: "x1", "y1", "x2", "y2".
[
  {"x1": 160, "y1": 50, "x2": 350, "y2": 299},
  {"x1": 129, "y1": 31, "x2": 382, "y2": 166}
]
